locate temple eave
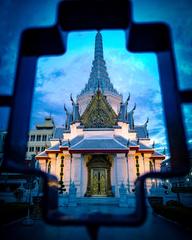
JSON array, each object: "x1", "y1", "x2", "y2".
[
  {"x1": 69, "y1": 149, "x2": 128, "y2": 154},
  {"x1": 150, "y1": 155, "x2": 166, "y2": 160}
]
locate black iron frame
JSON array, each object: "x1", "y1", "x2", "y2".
[{"x1": 0, "y1": 0, "x2": 191, "y2": 232}]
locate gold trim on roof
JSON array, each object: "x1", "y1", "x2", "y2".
[{"x1": 81, "y1": 90, "x2": 117, "y2": 128}]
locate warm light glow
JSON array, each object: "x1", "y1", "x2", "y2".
[{"x1": 48, "y1": 180, "x2": 58, "y2": 188}]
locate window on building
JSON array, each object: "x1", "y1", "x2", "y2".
[
  {"x1": 29, "y1": 146, "x2": 34, "y2": 152},
  {"x1": 42, "y1": 135, "x2": 47, "y2": 141},
  {"x1": 36, "y1": 146, "x2": 40, "y2": 152},
  {"x1": 41, "y1": 146, "x2": 45, "y2": 151},
  {"x1": 36, "y1": 135, "x2": 41, "y2": 141},
  {"x1": 30, "y1": 135, "x2": 35, "y2": 141}
]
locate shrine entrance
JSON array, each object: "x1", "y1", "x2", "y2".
[
  {"x1": 85, "y1": 155, "x2": 112, "y2": 197},
  {"x1": 91, "y1": 168, "x2": 107, "y2": 195}
]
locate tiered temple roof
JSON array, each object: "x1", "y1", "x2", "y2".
[
  {"x1": 52, "y1": 31, "x2": 152, "y2": 140},
  {"x1": 36, "y1": 134, "x2": 159, "y2": 158}
]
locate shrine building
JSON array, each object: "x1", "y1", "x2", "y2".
[{"x1": 36, "y1": 32, "x2": 165, "y2": 197}]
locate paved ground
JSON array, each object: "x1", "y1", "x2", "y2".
[{"x1": 1, "y1": 206, "x2": 191, "y2": 240}]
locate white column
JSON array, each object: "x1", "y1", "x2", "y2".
[
  {"x1": 115, "y1": 153, "x2": 127, "y2": 196},
  {"x1": 63, "y1": 155, "x2": 71, "y2": 191},
  {"x1": 128, "y1": 151, "x2": 136, "y2": 192},
  {"x1": 82, "y1": 156, "x2": 88, "y2": 196},
  {"x1": 71, "y1": 154, "x2": 82, "y2": 197}
]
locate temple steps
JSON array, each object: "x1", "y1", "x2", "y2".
[{"x1": 77, "y1": 197, "x2": 119, "y2": 205}]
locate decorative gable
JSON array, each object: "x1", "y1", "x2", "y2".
[{"x1": 81, "y1": 90, "x2": 117, "y2": 128}]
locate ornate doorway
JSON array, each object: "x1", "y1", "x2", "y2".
[
  {"x1": 91, "y1": 168, "x2": 107, "y2": 195},
  {"x1": 85, "y1": 155, "x2": 112, "y2": 197}
]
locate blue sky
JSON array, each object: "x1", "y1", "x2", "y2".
[{"x1": 0, "y1": 0, "x2": 191, "y2": 153}]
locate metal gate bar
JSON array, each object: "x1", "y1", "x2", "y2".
[{"x1": 0, "y1": 0, "x2": 190, "y2": 229}]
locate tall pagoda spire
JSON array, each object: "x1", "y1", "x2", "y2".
[
  {"x1": 94, "y1": 31, "x2": 104, "y2": 59},
  {"x1": 78, "y1": 31, "x2": 120, "y2": 97}
]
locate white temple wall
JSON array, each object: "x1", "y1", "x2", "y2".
[
  {"x1": 110, "y1": 156, "x2": 115, "y2": 187},
  {"x1": 115, "y1": 122, "x2": 128, "y2": 138},
  {"x1": 127, "y1": 131, "x2": 137, "y2": 140},
  {"x1": 63, "y1": 154, "x2": 71, "y2": 191},
  {"x1": 39, "y1": 159, "x2": 46, "y2": 172},
  {"x1": 105, "y1": 93, "x2": 122, "y2": 115},
  {"x1": 50, "y1": 139, "x2": 60, "y2": 147},
  {"x1": 139, "y1": 139, "x2": 153, "y2": 147},
  {"x1": 114, "y1": 153, "x2": 127, "y2": 196},
  {"x1": 55, "y1": 154, "x2": 61, "y2": 177},
  {"x1": 115, "y1": 122, "x2": 138, "y2": 140},
  {"x1": 77, "y1": 94, "x2": 92, "y2": 116},
  {"x1": 83, "y1": 130, "x2": 114, "y2": 138},
  {"x1": 128, "y1": 151, "x2": 137, "y2": 192},
  {"x1": 48, "y1": 153, "x2": 57, "y2": 176},
  {"x1": 63, "y1": 122, "x2": 83, "y2": 141}
]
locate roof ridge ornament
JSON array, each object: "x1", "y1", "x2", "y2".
[
  {"x1": 127, "y1": 139, "x2": 130, "y2": 147},
  {"x1": 68, "y1": 139, "x2": 71, "y2": 147},
  {"x1": 70, "y1": 93, "x2": 75, "y2": 105},
  {"x1": 137, "y1": 138, "x2": 140, "y2": 145},
  {"x1": 125, "y1": 93, "x2": 130, "y2": 105},
  {"x1": 133, "y1": 103, "x2": 136, "y2": 111},
  {"x1": 64, "y1": 104, "x2": 68, "y2": 113},
  {"x1": 145, "y1": 117, "x2": 149, "y2": 126}
]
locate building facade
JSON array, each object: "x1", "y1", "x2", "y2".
[
  {"x1": 36, "y1": 32, "x2": 165, "y2": 197},
  {"x1": 26, "y1": 116, "x2": 55, "y2": 160}
]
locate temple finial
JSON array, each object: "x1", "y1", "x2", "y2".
[
  {"x1": 78, "y1": 31, "x2": 121, "y2": 97},
  {"x1": 145, "y1": 117, "x2": 149, "y2": 125},
  {"x1": 64, "y1": 104, "x2": 68, "y2": 113},
  {"x1": 125, "y1": 93, "x2": 130, "y2": 105},
  {"x1": 70, "y1": 94, "x2": 74, "y2": 105},
  {"x1": 95, "y1": 31, "x2": 104, "y2": 59},
  {"x1": 133, "y1": 103, "x2": 136, "y2": 111}
]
